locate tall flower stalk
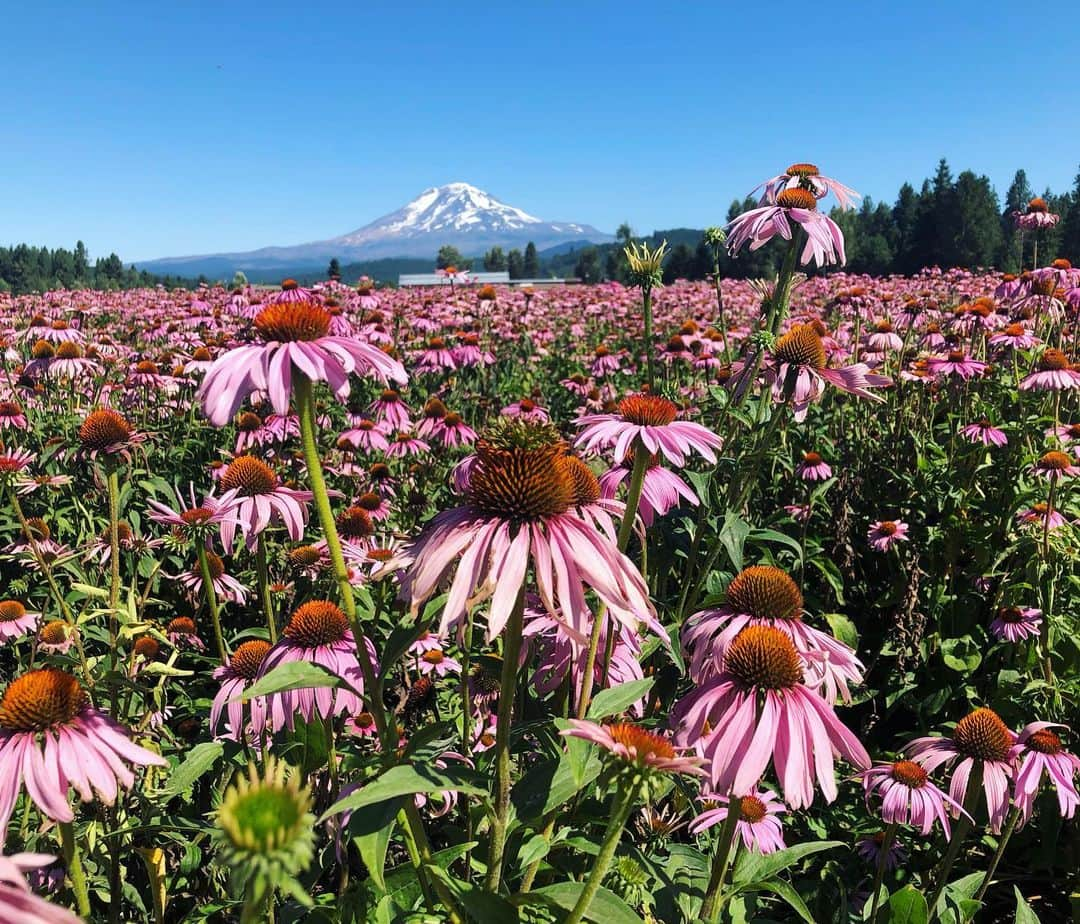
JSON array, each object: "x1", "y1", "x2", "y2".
[{"x1": 624, "y1": 240, "x2": 668, "y2": 389}]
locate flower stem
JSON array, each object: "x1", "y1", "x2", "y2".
[
  {"x1": 927, "y1": 762, "x2": 983, "y2": 916},
  {"x1": 484, "y1": 586, "x2": 527, "y2": 893},
  {"x1": 564, "y1": 778, "x2": 639, "y2": 924},
  {"x1": 701, "y1": 797, "x2": 742, "y2": 922},
  {"x1": 641, "y1": 287, "x2": 655, "y2": 388},
  {"x1": 868, "y1": 822, "x2": 899, "y2": 922},
  {"x1": 974, "y1": 806, "x2": 1021, "y2": 903},
  {"x1": 256, "y1": 534, "x2": 277, "y2": 643},
  {"x1": 59, "y1": 820, "x2": 91, "y2": 918},
  {"x1": 196, "y1": 543, "x2": 228, "y2": 664}
]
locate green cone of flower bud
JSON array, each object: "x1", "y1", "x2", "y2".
[
  {"x1": 624, "y1": 240, "x2": 668, "y2": 290},
  {"x1": 214, "y1": 757, "x2": 316, "y2": 919}
]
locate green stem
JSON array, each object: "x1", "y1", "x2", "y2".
[
  {"x1": 869, "y1": 822, "x2": 899, "y2": 922},
  {"x1": 294, "y1": 372, "x2": 460, "y2": 921},
  {"x1": 642, "y1": 287, "x2": 654, "y2": 388},
  {"x1": 701, "y1": 796, "x2": 742, "y2": 922},
  {"x1": 59, "y1": 820, "x2": 91, "y2": 918},
  {"x1": 974, "y1": 805, "x2": 1021, "y2": 903},
  {"x1": 577, "y1": 445, "x2": 649, "y2": 717},
  {"x1": 256, "y1": 534, "x2": 277, "y2": 643},
  {"x1": 196, "y1": 543, "x2": 228, "y2": 664},
  {"x1": 564, "y1": 779, "x2": 639, "y2": 924},
  {"x1": 485, "y1": 587, "x2": 527, "y2": 892},
  {"x1": 928, "y1": 763, "x2": 983, "y2": 918}
]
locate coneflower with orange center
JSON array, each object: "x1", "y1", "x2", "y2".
[{"x1": 1011, "y1": 722, "x2": 1080, "y2": 822}]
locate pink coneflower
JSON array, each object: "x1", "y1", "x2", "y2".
[
  {"x1": 36, "y1": 620, "x2": 75, "y2": 655},
  {"x1": 0, "y1": 851, "x2": 81, "y2": 923},
  {"x1": 258, "y1": 600, "x2": 374, "y2": 732},
  {"x1": 598, "y1": 453, "x2": 699, "y2": 526},
  {"x1": 906, "y1": 707, "x2": 1017, "y2": 832},
  {"x1": 784, "y1": 503, "x2": 811, "y2": 522},
  {"x1": 0, "y1": 447, "x2": 34, "y2": 476},
  {"x1": 14, "y1": 474, "x2": 73, "y2": 496},
  {"x1": 796, "y1": 451, "x2": 832, "y2": 481},
  {"x1": 0, "y1": 668, "x2": 166, "y2": 839},
  {"x1": 345, "y1": 710, "x2": 379, "y2": 739},
  {"x1": 77, "y1": 408, "x2": 146, "y2": 460},
  {"x1": 177, "y1": 549, "x2": 248, "y2": 604},
  {"x1": 437, "y1": 411, "x2": 476, "y2": 448},
  {"x1": 726, "y1": 187, "x2": 847, "y2": 268},
  {"x1": 416, "y1": 397, "x2": 448, "y2": 437},
  {"x1": 414, "y1": 337, "x2": 457, "y2": 372},
  {"x1": 127, "y1": 359, "x2": 178, "y2": 394},
  {"x1": 399, "y1": 421, "x2": 658, "y2": 643},
  {"x1": 1016, "y1": 503, "x2": 1066, "y2": 530},
  {"x1": 590, "y1": 345, "x2": 621, "y2": 377},
  {"x1": 35, "y1": 341, "x2": 99, "y2": 381},
  {"x1": 0, "y1": 401, "x2": 27, "y2": 430},
  {"x1": 562, "y1": 719, "x2": 705, "y2": 777},
  {"x1": 1020, "y1": 349, "x2": 1080, "y2": 391},
  {"x1": 370, "y1": 389, "x2": 412, "y2": 431},
  {"x1": 988, "y1": 322, "x2": 1039, "y2": 351},
  {"x1": 339, "y1": 418, "x2": 391, "y2": 453},
  {"x1": 210, "y1": 639, "x2": 271, "y2": 742},
  {"x1": 561, "y1": 373, "x2": 592, "y2": 397},
  {"x1": 754, "y1": 162, "x2": 861, "y2": 210},
  {"x1": 860, "y1": 760, "x2": 965, "y2": 836},
  {"x1": 0, "y1": 601, "x2": 39, "y2": 643},
  {"x1": 576, "y1": 393, "x2": 721, "y2": 467},
  {"x1": 386, "y1": 431, "x2": 430, "y2": 458},
  {"x1": 689, "y1": 789, "x2": 787, "y2": 853},
  {"x1": 866, "y1": 319, "x2": 903, "y2": 353},
  {"x1": 146, "y1": 483, "x2": 241, "y2": 542},
  {"x1": 1049, "y1": 422, "x2": 1080, "y2": 445},
  {"x1": 868, "y1": 520, "x2": 909, "y2": 551},
  {"x1": 166, "y1": 616, "x2": 206, "y2": 651},
  {"x1": 682, "y1": 565, "x2": 863, "y2": 704},
  {"x1": 672, "y1": 626, "x2": 870, "y2": 807},
  {"x1": 198, "y1": 301, "x2": 406, "y2": 426},
  {"x1": 1013, "y1": 197, "x2": 1059, "y2": 230},
  {"x1": 233, "y1": 411, "x2": 268, "y2": 453},
  {"x1": 415, "y1": 647, "x2": 462, "y2": 677},
  {"x1": 960, "y1": 419, "x2": 1007, "y2": 447},
  {"x1": 1010, "y1": 724, "x2": 1080, "y2": 822},
  {"x1": 856, "y1": 831, "x2": 907, "y2": 870},
  {"x1": 501, "y1": 397, "x2": 550, "y2": 423},
  {"x1": 216, "y1": 456, "x2": 313, "y2": 550},
  {"x1": 926, "y1": 350, "x2": 987, "y2": 380},
  {"x1": 990, "y1": 606, "x2": 1042, "y2": 643},
  {"x1": 1033, "y1": 450, "x2": 1080, "y2": 481}
]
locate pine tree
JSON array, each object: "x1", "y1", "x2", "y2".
[
  {"x1": 952, "y1": 171, "x2": 1002, "y2": 269},
  {"x1": 507, "y1": 249, "x2": 524, "y2": 279},
  {"x1": 573, "y1": 248, "x2": 601, "y2": 283},
  {"x1": 1000, "y1": 169, "x2": 1033, "y2": 270},
  {"x1": 1059, "y1": 168, "x2": 1080, "y2": 264},
  {"x1": 523, "y1": 242, "x2": 539, "y2": 278},
  {"x1": 327, "y1": 258, "x2": 341, "y2": 279},
  {"x1": 483, "y1": 247, "x2": 507, "y2": 271}
]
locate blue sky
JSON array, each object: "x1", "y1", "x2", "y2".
[{"x1": 3, "y1": 1, "x2": 1078, "y2": 263}]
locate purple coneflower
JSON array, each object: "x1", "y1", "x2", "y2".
[
  {"x1": 0, "y1": 851, "x2": 81, "y2": 923},
  {"x1": 868, "y1": 519, "x2": 909, "y2": 551},
  {"x1": 989, "y1": 606, "x2": 1042, "y2": 643},
  {"x1": 576, "y1": 393, "x2": 721, "y2": 467},
  {"x1": 906, "y1": 707, "x2": 1017, "y2": 832},
  {"x1": 960, "y1": 419, "x2": 1007, "y2": 447},
  {"x1": 754, "y1": 162, "x2": 861, "y2": 210},
  {"x1": 926, "y1": 349, "x2": 987, "y2": 380},
  {"x1": 1020, "y1": 349, "x2": 1080, "y2": 391},
  {"x1": 0, "y1": 601, "x2": 39, "y2": 643},
  {"x1": 1033, "y1": 450, "x2": 1080, "y2": 481},
  {"x1": 689, "y1": 789, "x2": 787, "y2": 853},
  {"x1": 0, "y1": 668, "x2": 166, "y2": 839},
  {"x1": 166, "y1": 616, "x2": 206, "y2": 651},
  {"x1": 562, "y1": 719, "x2": 705, "y2": 777},
  {"x1": 727, "y1": 187, "x2": 847, "y2": 268},
  {"x1": 210, "y1": 640, "x2": 271, "y2": 742},
  {"x1": 856, "y1": 831, "x2": 907, "y2": 870},
  {"x1": 599, "y1": 453, "x2": 699, "y2": 526},
  {"x1": 860, "y1": 760, "x2": 966, "y2": 836},
  {"x1": 796, "y1": 451, "x2": 832, "y2": 481},
  {"x1": 1010, "y1": 724, "x2": 1080, "y2": 822},
  {"x1": 216, "y1": 456, "x2": 313, "y2": 550}
]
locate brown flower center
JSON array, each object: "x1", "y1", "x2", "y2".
[
  {"x1": 135, "y1": 360, "x2": 160, "y2": 375},
  {"x1": 79, "y1": 409, "x2": 133, "y2": 452},
  {"x1": 0, "y1": 401, "x2": 22, "y2": 417},
  {"x1": 284, "y1": 600, "x2": 349, "y2": 647},
  {"x1": 289, "y1": 545, "x2": 322, "y2": 567},
  {"x1": 180, "y1": 507, "x2": 214, "y2": 525},
  {"x1": 167, "y1": 616, "x2": 197, "y2": 636},
  {"x1": 726, "y1": 566, "x2": 803, "y2": 621},
  {"x1": 739, "y1": 795, "x2": 768, "y2": 823},
  {"x1": 39, "y1": 620, "x2": 68, "y2": 645},
  {"x1": 423, "y1": 397, "x2": 448, "y2": 419},
  {"x1": 1028, "y1": 197, "x2": 1048, "y2": 213},
  {"x1": 221, "y1": 456, "x2": 278, "y2": 496},
  {"x1": 23, "y1": 517, "x2": 50, "y2": 541},
  {"x1": 204, "y1": 550, "x2": 225, "y2": 580},
  {"x1": 467, "y1": 441, "x2": 574, "y2": 520},
  {"x1": 774, "y1": 324, "x2": 827, "y2": 368},
  {"x1": 878, "y1": 521, "x2": 898, "y2": 536},
  {"x1": 336, "y1": 506, "x2": 374, "y2": 540},
  {"x1": 444, "y1": 411, "x2": 463, "y2": 427},
  {"x1": 133, "y1": 637, "x2": 159, "y2": 660},
  {"x1": 253, "y1": 302, "x2": 331, "y2": 342},
  {"x1": 785, "y1": 163, "x2": 820, "y2": 178},
  {"x1": 606, "y1": 723, "x2": 676, "y2": 762},
  {"x1": 1040, "y1": 348, "x2": 1069, "y2": 371},
  {"x1": 802, "y1": 451, "x2": 823, "y2": 466},
  {"x1": 0, "y1": 600, "x2": 27, "y2": 622},
  {"x1": 31, "y1": 340, "x2": 55, "y2": 359},
  {"x1": 55, "y1": 342, "x2": 82, "y2": 360},
  {"x1": 776, "y1": 188, "x2": 817, "y2": 210},
  {"x1": 953, "y1": 708, "x2": 1012, "y2": 762},
  {"x1": 618, "y1": 394, "x2": 678, "y2": 426},
  {"x1": 1026, "y1": 729, "x2": 1063, "y2": 755},
  {"x1": 563, "y1": 456, "x2": 601, "y2": 506},
  {"x1": 230, "y1": 639, "x2": 271, "y2": 679},
  {"x1": 891, "y1": 760, "x2": 928, "y2": 788},
  {"x1": 0, "y1": 669, "x2": 88, "y2": 731},
  {"x1": 725, "y1": 626, "x2": 804, "y2": 690},
  {"x1": 237, "y1": 412, "x2": 263, "y2": 432},
  {"x1": 998, "y1": 606, "x2": 1025, "y2": 624},
  {"x1": 421, "y1": 649, "x2": 445, "y2": 665},
  {"x1": 192, "y1": 347, "x2": 213, "y2": 362},
  {"x1": 1038, "y1": 451, "x2": 1073, "y2": 472}
]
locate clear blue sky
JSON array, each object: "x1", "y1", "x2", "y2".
[{"x1": 3, "y1": 1, "x2": 1078, "y2": 263}]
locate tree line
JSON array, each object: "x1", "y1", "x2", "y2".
[{"x1": 0, "y1": 241, "x2": 198, "y2": 295}]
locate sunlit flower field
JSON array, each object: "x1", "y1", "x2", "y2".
[{"x1": 0, "y1": 169, "x2": 1078, "y2": 923}]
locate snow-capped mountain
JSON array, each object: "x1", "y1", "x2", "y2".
[{"x1": 137, "y1": 183, "x2": 611, "y2": 277}]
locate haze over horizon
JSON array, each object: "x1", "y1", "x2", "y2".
[{"x1": 3, "y1": 0, "x2": 1078, "y2": 264}]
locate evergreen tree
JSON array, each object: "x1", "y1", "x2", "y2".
[
  {"x1": 573, "y1": 248, "x2": 602, "y2": 283},
  {"x1": 523, "y1": 242, "x2": 539, "y2": 278},
  {"x1": 482, "y1": 246, "x2": 507, "y2": 271},
  {"x1": 327, "y1": 258, "x2": 341, "y2": 279},
  {"x1": 892, "y1": 182, "x2": 921, "y2": 274},
  {"x1": 952, "y1": 171, "x2": 1002, "y2": 269},
  {"x1": 507, "y1": 249, "x2": 525, "y2": 280},
  {"x1": 1059, "y1": 168, "x2": 1080, "y2": 265},
  {"x1": 436, "y1": 245, "x2": 466, "y2": 270},
  {"x1": 1000, "y1": 169, "x2": 1033, "y2": 270}
]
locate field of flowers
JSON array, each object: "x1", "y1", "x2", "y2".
[{"x1": 0, "y1": 169, "x2": 1078, "y2": 923}]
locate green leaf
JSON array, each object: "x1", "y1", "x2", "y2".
[
  {"x1": 889, "y1": 885, "x2": 929, "y2": 924},
  {"x1": 941, "y1": 636, "x2": 982, "y2": 672},
  {"x1": 748, "y1": 527, "x2": 803, "y2": 558},
  {"x1": 348, "y1": 798, "x2": 399, "y2": 893},
  {"x1": 378, "y1": 624, "x2": 426, "y2": 680},
  {"x1": 587, "y1": 678, "x2": 654, "y2": 719},
  {"x1": 732, "y1": 840, "x2": 843, "y2": 884},
  {"x1": 823, "y1": 611, "x2": 858, "y2": 648},
  {"x1": 1014, "y1": 888, "x2": 1040, "y2": 924},
  {"x1": 159, "y1": 742, "x2": 224, "y2": 799},
  {"x1": 526, "y1": 883, "x2": 643, "y2": 923},
  {"x1": 319, "y1": 764, "x2": 487, "y2": 822},
  {"x1": 239, "y1": 661, "x2": 348, "y2": 700},
  {"x1": 736, "y1": 879, "x2": 815, "y2": 923},
  {"x1": 511, "y1": 750, "x2": 602, "y2": 819},
  {"x1": 718, "y1": 512, "x2": 751, "y2": 572}
]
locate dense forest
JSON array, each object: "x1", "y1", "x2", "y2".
[{"x1": 4, "y1": 160, "x2": 1080, "y2": 295}]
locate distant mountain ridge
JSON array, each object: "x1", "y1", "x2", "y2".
[{"x1": 135, "y1": 183, "x2": 612, "y2": 278}]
